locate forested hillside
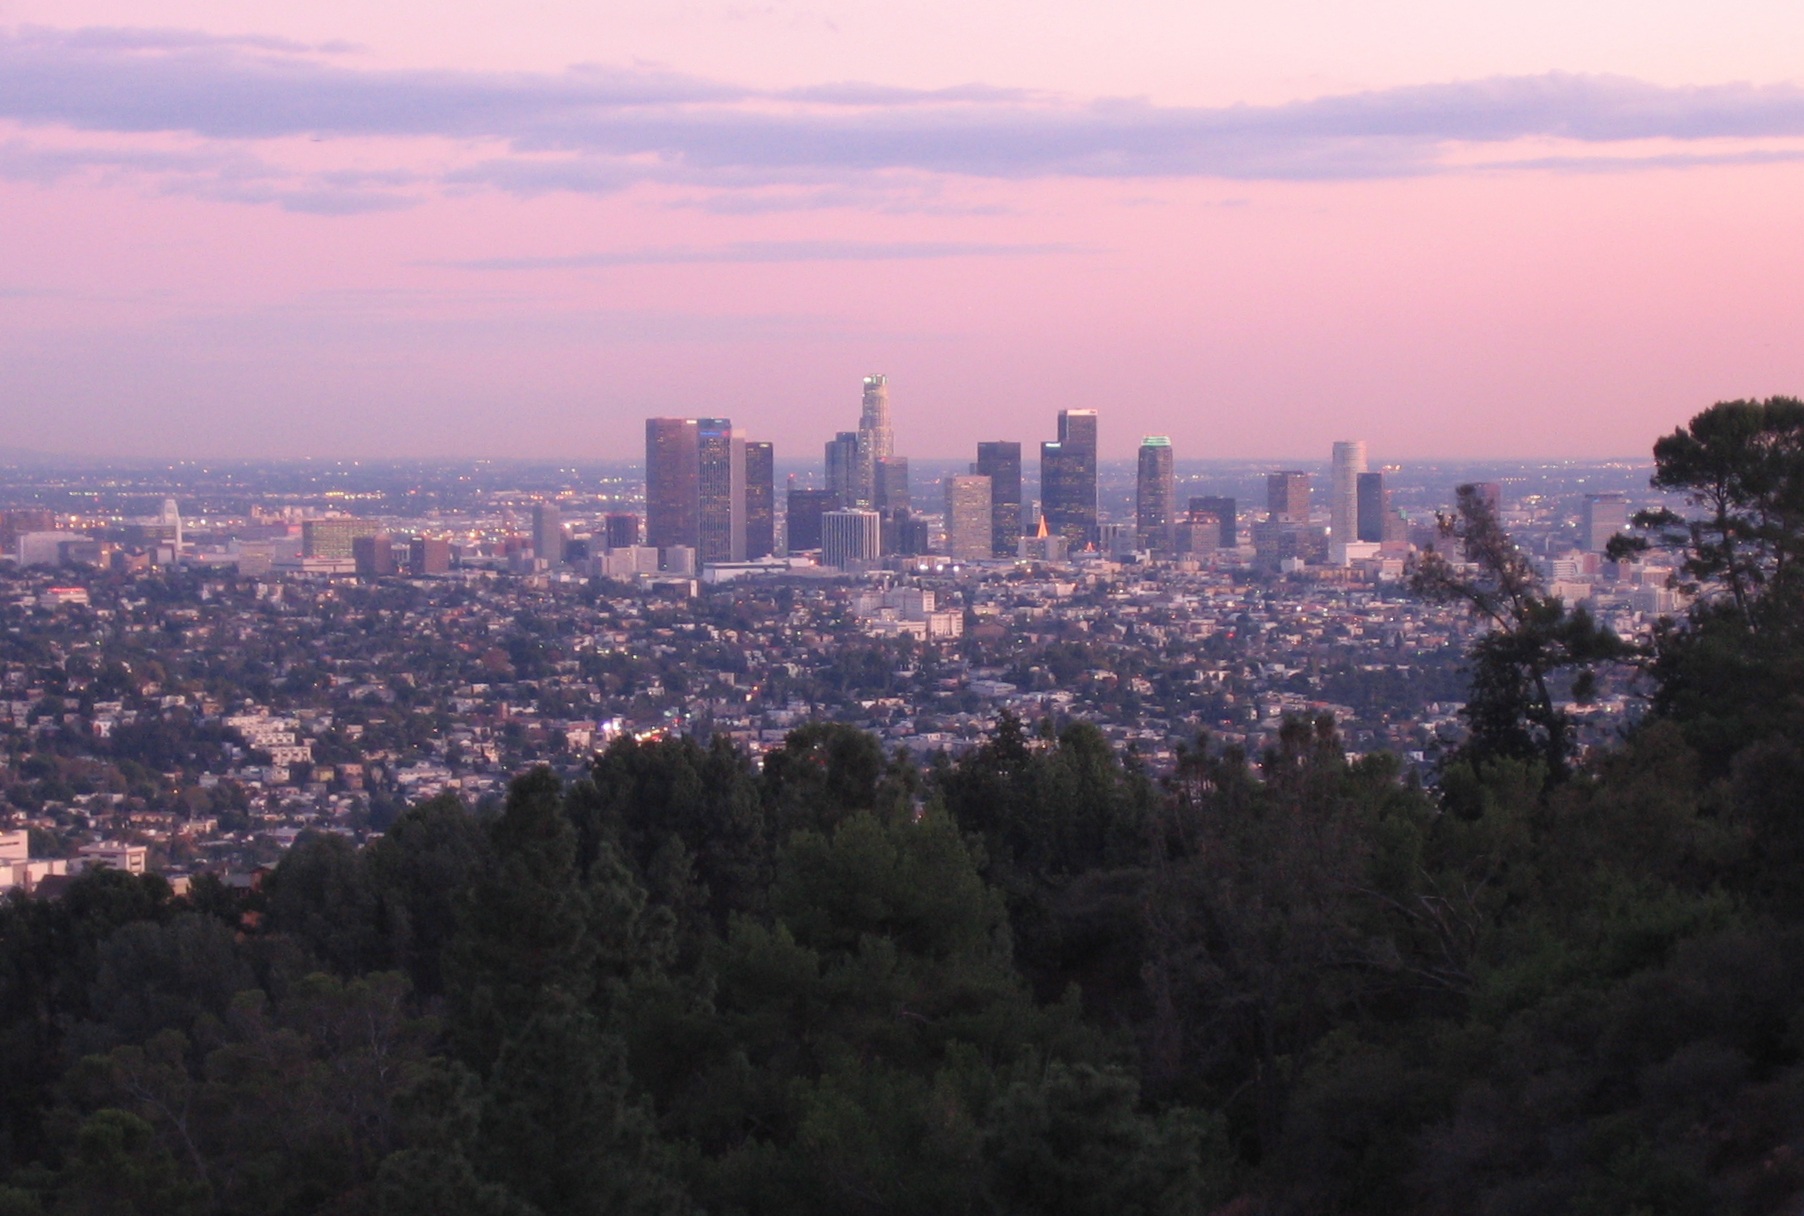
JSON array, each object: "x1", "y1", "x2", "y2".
[{"x1": 2, "y1": 398, "x2": 1802, "y2": 1215}]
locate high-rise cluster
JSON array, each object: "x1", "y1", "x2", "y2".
[
  {"x1": 647, "y1": 378, "x2": 1114, "y2": 570},
  {"x1": 1246, "y1": 439, "x2": 1413, "y2": 568},
  {"x1": 640, "y1": 382, "x2": 1453, "y2": 576},
  {"x1": 644, "y1": 416, "x2": 776, "y2": 564}
]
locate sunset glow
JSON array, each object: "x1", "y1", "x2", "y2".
[{"x1": 4, "y1": 0, "x2": 1803, "y2": 459}]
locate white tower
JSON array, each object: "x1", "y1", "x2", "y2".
[
  {"x1": 161, "y1": 498, "x2": 183, "y2": 550},
  {"x1": 856, "y1": 374, "x2": 892, "y2": 506},
  {"x1": 1330, "y1": 441, "x2": 1367, "y2": 540}
]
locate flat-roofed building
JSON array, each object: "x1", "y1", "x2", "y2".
[
  {"x1": 944, "y1": 474, "x2": 994, "y2": 562},
  {"x1": 821, "y1": 509, "x2": 882, "y2": 570}
]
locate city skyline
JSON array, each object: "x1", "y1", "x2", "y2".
[{"x1": 3, "y1": 4, "x2": 1803, "y2": 460}]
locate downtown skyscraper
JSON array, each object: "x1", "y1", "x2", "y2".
[
  {"x1": 697, "y1": 418, "x2": 746, "y2": 563},
  {"x1": 646, "y1": 416, "x2": 770, "y2": 562},
  {"x1": 824, "y1": 431, "x2": 860, "y2": 507},
  {"x1": 1136, "y1": 436, "x2": 1175, "y2": 551},
  {"x1": 1041, "y1": 408, "x2": 1098, "y2": 548},
  {"x1": 744, "y1": 441, "x2": 775, "y2": 559},
  {"x1": 855, "y1": 374, "x2": 893, "y2": 507},
  {"x1": 974, "y1": 441, "x2": 1023, "y2": 558},
  {"x1": 531, "y1": 501, "x2": 564, "y2": 565},
  {"x1": 645, "y1": 418, "x2": 701, "y2": 550},
  {"x1": 1267, "y1": 470, "x2": 1311, "y2": 523},
  {"x1": 1331, "y1": 440, "x2": 1368, "y2": 540},
  {"x1": 1356, "y1": 471, "x2": 1388, "y2": 543}
]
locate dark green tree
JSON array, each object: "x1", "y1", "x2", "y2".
[
  {"x1": 365, "y1": 792, "x2": 491, "y2": 997},
  {"x1": 1615, "y1": 398, "x2": 1804, "y2": 772},
  {"x1": 51, "y1": 1110, "x2": 207, "y2": 1216},
  {"x1": 1411, "y1": 484, "x2": 1631, "y2": 784},
  {"x1": 983, "y1": 1063, "x2": 1226, "y2": 1216},
  {"x1": 479, "y1": 1006, "x2": 687, "y2": 1216},
  {"x1": 445, "y1": 769, "x2": 597, "y2": 1071},
  {"x1": 261, "y1": 831, "x2": 390, "y2": 977},
  {"x1": 760, "y1": 722, "x2": 894, "y2": 836}
]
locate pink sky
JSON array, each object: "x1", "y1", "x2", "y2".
[{"x1": 2, "y1": 0, "x2": 1803, "y2": 461}]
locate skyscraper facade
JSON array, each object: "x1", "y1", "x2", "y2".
[
  {"x1": 302, "y1": 517, "x2": 382, "y2": 560},
  {"x1": 1190, "y1": 496, "x2": 1237, "y2": 548},
  {"x1": 408, "y1": 536, "x2": 451, "y2": 575},
  {"x1": 531, "y1": 501, "x2": 564, "y2": 565},
  {"x1": 1136, "y1": 436, "x2": 1175, "y2": 551},
  {"x1": 825, "y1": 431, "x2": 861, "y2": 507},
  {"x1": 744, "y1": 441, "x2": 775, "y2": 559},
  {"x1": 1356, "y1": 472, "x2": 1388, "y2": 543},
  {"x1": 944, "y1": 474, "x2": 994, "y2": 562},
  {"x1": 1331, "y1": 440, "x2": 1368, "y2": 540},
  {"x1": 603, "y1": 513, "x2": 640, "y2": 550},
  {"x1": 646, "y1": 418, "x2": 701, "y2": 550},
  {"x1": 873, "y1": 457, "x2": 910, "y2": 516},
  {"x1": 697, "y1": 418, "x2": 746, "y2": 563},
  {"x1": 974, "y1": 441, "x2": 1023, "y2": 558},
  {"x1": 785, "y1": 489, "x2": 837, "y2": 553},
  {"x1": 856, "y1": 374, "x2": 892, "y2": 507},
  {"x1": 821, "y1": 509, "x2": 882, "y2": 570},
  {"x1": 353, "y1": 533, "x2": 396, "y2": 577},
  {"x1": 1042, "y1": 408, "x2": 1098, "y2": 548},
  {"x1": 1581, "y1": 492, "x2": 1629, "y2": 552},
  {"x1": 1267, "y1": 471, "x2": 1311, "y2": 522}
]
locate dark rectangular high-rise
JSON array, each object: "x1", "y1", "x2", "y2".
[
  {"x1": 1267, "y1": 471, "x2": 1311, "y2": 523},
  {"x1": 975, "y1": 441, "x2": 1022, "y2": 558},
  {"x1": 697, "y1": 418, "x2": 745, "y2": 563},
  {"x1": 785, "y1": 489, "x2": 838, "y2": 553},
  {"x1": 1042, "y1": 409, "x2": 1098, "y2": 548},
  {"x1": 1356, "y1": 472, "x2": 1387, "y2": 543},
  {"x1": 1189, "y1": 496, "x2": 1237, "y2": 548},
  {"x1": 1136, "y1": 436, "x2": 1175, "y2": 551},
  {"x1": 873, "y1": 457, "x2": 910, "y2": 516},
  {"x1": 603, "y1": 513, "x2": 640, "y2": 550},
  {"x1": 353, "y1": 533, "x2": 396, "y2": 577},
  {"x1": 825, "y1": 431, "x2": 861, "y2": 508},
  {"x1": 744, "y1": 441, "x2": 775, "y2": 559},
  {"x1": 646, "y1": 418, "x2": 700, "y2": 550},
  {"x1": 408, "y1": 536, "x2": 452, "y2": 575}
]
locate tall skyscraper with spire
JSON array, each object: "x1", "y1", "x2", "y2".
[
  {"x1": 1331, "y1": 440, "x2": 1368, "y2": 540},
  {"x1": 855, "y1": 374, "x2": 892, "y2": 506}
]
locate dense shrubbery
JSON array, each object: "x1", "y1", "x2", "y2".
[{"x1": 3, "y1": 398, "x2": 1804, "y2": 1214}]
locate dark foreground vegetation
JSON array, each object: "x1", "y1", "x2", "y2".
[{"x1": 3, "y1": 398, "x2": 1804, "y2": 1216}]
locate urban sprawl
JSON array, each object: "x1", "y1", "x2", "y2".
[{"x1": 0, "y1": 376, "x2": 1677, "y2": 894}]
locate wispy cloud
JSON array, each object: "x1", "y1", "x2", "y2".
[
  {"x1": 438, "y1": 239, "x2": 1083, "y2": 270},
  {"x1": 0, "y1": 136, "x2": 418, "y2": 213},
  {"x1": 4, "y1": 25, "x2": 1804, "y2": 212}
]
